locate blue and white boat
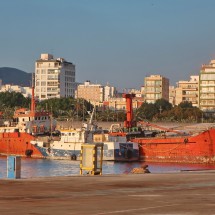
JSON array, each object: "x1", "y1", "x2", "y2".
[{"x1": 30, "y1": 108, "x2": 139, "y2": 161}]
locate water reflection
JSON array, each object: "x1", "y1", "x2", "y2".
[{"x1": 1, "y1": 156, "x2": 215, "y2": 178}]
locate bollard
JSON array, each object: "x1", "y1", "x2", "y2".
[{"x1": 7, "y1": 156, "x2": 21, "y2": 179}]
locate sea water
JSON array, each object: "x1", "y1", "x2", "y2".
[{"x1": 0, "y1": 156, "x2": 215, "y2": 178}]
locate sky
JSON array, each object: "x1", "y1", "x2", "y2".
[{"x1": 1, "y1": 0, "x2": 215, "y2": 91}]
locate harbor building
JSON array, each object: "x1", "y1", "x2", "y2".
[
  {"x1": 144, "y1": 75, "x2": 169, "y2": 103},
  {"x1": 199, "y1": 60, "x2": 215, "y2": 112},
  {"x1": 75, "y1": 81, "x2": 116, "y2": 105},
  {"x1": 35, "y1": 53, "x2": 76, "y2": 100},
  {"x1": 175, "y1": 75, "x2": 199, "y2": 107}
]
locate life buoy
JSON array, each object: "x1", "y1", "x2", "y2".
[{"x1": 71, "y1": 154, "x2": 77, "y2": 160}]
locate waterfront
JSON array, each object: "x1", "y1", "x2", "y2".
[{"x1": 1, "y1": 156, "x2": 215, "y2": 178}]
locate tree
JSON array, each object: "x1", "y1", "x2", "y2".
[
  {"x1": 137, "y1": 102, "x2": 158, "y2": 121},
  {"x1": 178, "y1": 101, "x2": 193, "y2": 109},
  {"x1": 155, "y1": 99, "x2": 172, "y2": 112},
  {"x1": 0, "y1": 92, "x2": 30, "y2": 108}
]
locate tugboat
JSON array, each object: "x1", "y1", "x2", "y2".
[{"x1": 31, "y1": 107, "x2": 140, "y2": 161}]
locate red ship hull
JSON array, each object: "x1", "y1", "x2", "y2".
[
  {"x1": 0, "y1": 132, "x2": 44, "y2": 158},
  {"x1": 132, "y1": 128, "x2": 215, "y2": 163}
]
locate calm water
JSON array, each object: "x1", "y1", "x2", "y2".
[{"x1": 1, "y1": 156, "x2": 215, "y2": 178}]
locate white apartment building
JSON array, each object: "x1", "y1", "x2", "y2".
[
  {"x1": 128, "y1": 88, "x2": 142, "y2": 98},
  {"x1": 104, "y1": 85, "x2": 116, "y2": 101},
  {"x1": 35, "y1": 53, "x2": 76, "y2": 100},
  {"x1": 199, "y1": 60, "x2": 215, "y2": 112},
  {"x1": 0, "y1": 81, "x2": 32, "y2": 98}
]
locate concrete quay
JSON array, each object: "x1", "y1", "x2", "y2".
[{"x1": 1, "y1": 171, "x2": 215, "y2": 215}]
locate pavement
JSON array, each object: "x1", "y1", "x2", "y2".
[{"x1": 1, "y1": 171, "x2": 215, "y2": 215}]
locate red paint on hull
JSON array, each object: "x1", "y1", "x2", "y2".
[
  {"x1": 0, "y1": 132, "x2": 44, "y2": 158},
  {"x1": 132, "y1": 128, "x2": 215, "y2": 163}
]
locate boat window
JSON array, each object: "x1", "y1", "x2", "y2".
[
  {"x1": 38, "y1": 117, "x2": 40, "y2": 120},
  {"x1": 35, "y1": 117, "x2": 37, "y2": 120},
  {"x1": 22, "y1": 119, "x2": 25, "y2": 122},
  {"x1": 61, "y1": 133, "x2": 65, "y2": 136},
  {"x1": 69, "y1": 133, "x2": 71, "y2": 136},
  {"x1": 72, "y1": 133, "x2": 75, "y2": 136}
]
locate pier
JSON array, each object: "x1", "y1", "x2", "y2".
[{"x1": 1, "y1": 171, "x2": 215, "y2": 214}]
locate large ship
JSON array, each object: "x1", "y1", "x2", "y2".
[
  {"x1": 0, "y1": 84, "x2": 57, "y2": 158},
  {"x1": 109, "y1": 94, "x2": 215, "y2": 164}
]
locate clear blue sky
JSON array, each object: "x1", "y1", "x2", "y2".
[{"x1": 1, "y1": 0, "x2": 215, "y2": 90}]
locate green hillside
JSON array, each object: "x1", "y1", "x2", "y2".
[{"x1": 0, "y1": 67, "x2": 32, "y2": 86}]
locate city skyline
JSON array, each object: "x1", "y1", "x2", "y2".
[{"x1": 1, "y1": 0, "x2": 215, "y2": 90}]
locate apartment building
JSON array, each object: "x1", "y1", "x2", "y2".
[
  {"x1": 0, "y1": 82, "x2": 32, "y2": 98},
  {"x1": 144, "y1": 75, "x2": 169, "y2": 103},
  {"x1": 175, "y1": 75, "x2": 199, "y2": 107},
  {"x1": 76, "y1": 81, "x2": 116, "y2": 105},
  {"x1": 104, "y1": 85, "x2": 116, "y2": 101},
  {"x1": 103, "y1": 96, "x2": 143, "y2": 111},
  {"x1": 128, "y1": 88, "x2": 142, "y2": 98},
  {"x1": 199, "y1": 60, "x2": 215, "y2": 112},
  {"x1": 35, "y1": 53, "x2": 76, "y2": 100},
  {"x1": 169, "y1": 86, "x2": 176, "y2": 106}
]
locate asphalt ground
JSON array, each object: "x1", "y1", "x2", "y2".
[{"x1": 1, "y1": 171, "x2": 215, "y2": 215}]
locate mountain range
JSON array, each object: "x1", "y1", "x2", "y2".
[{"x1": 0, "y1": 67, "x2": 32, "y2": 86}]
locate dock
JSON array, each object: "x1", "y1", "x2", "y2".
[{"x1": 1, "y1": 171, "x2": 215, "y2": 214}]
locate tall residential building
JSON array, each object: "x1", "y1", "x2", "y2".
[
  {"x1": 175, "y1": 75, "x2": 199, "y2": 107},
  {"x1": 35, "y1": 53, "x2": 76, "y2": 100},
  {"x1": 144, "y1": 75, "x2": 169, "y2": 103},
  {"x1": 199, "y1": 60, "x2": 215, "y2": 112}
]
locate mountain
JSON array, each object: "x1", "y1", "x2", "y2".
[{"x1": 0, "y1": 67, "x2": 32, "y2": 86}]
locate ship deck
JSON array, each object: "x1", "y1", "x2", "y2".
[{"x1": 1, "y1": 170, "x2": 215, "y2": 214}]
